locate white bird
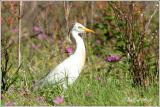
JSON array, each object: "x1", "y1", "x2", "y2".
[{"x1": 34, "y1": 22, "x2": 94, "y2": 90}]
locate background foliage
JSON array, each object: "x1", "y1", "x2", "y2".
[{"x1": 1, "y1": 1, "x2": 159, "y2": 106}]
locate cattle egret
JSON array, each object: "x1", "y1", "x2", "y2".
[{"x1": 34, "y1": 22, "x2": 94, "y2": 90}]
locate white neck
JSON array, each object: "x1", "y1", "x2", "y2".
[{"x1": 71, "y1": 30, "x2": 86, "y2": 70}]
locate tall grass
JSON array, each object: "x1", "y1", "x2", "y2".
[{"x1": 1, "y1": 1, "x2": 159, "y2": 106}]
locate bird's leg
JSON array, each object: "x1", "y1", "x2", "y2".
[
  {"x1": 62, "y1": 84, "x2": 68, "y2": 90},
  {"x1": 60, "y1": 74, "x2": 68, "y2": 96},
  {"x1": 60, "y1": 84, "x2": 67, "y2": 96}
]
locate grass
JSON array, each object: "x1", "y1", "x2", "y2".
[
  {"x1": 1, "y1": 1, "x2": 159, "y2": 105},
  {"x1": 1, "y1": 37, "x2": 159, "y2": 106}
]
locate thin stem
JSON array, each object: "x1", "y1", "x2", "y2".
[
  {"x1": 144, "y1": 5, "x2": 158, "y2": 34},
  {"x1": 18, "y1": 1, "x2": 23, "y2": 67},
  {"x1": 91, "y1": 1, "x2": 94, "y2": 27},
  {"x1": 64, "y1": 1, "x2": 72, "y2": 43}
]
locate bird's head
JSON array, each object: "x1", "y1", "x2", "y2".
[{"x1": 71, "y1": 22, "x2": 95, "y2": 34}]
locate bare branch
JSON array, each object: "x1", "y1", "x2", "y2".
[
  {"x1": 144, "y1": 5, "x2": 158, "y2": 34},
  {"x1": 18, "y1": 1, "x2": 23, "y2": 67},
  {"x1": 64, "y1": 1, "x2": 72, "y2": 43}
]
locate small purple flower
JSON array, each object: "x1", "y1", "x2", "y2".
[
  {"x1": 52, "y1": 96, "x2": 64, "y2": 105},
  {"x1": 65, "y1": 47, "x2": 73, "y2": 55},
  {"x1": 33, "y1": 26, "x2": 43, "y2": 34},
  {"x1": 11, "y1": 28, "x2": 18, "y2": 33},
  {"x1": 36, "y1": 96, "x2": 45, "y2": 103},
  {"x1": 32, "y1": 43, "x2": 41, "y2": 49},
  {"x1": 37, "y1": 33, "x2": 48, "y2": 41},
  {"x1": 105, "y1": 55, "x2": 121, "y2": 62},
  {"x1": 5, "y1": 101, "x2": 14, "y2": 106}
]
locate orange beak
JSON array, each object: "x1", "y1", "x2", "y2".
[{"x1": 82, "y1": 27, "x2": 95, "y2": 33}]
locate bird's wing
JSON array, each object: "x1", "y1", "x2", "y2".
[
  {"x1": 34, "y1": 54, "x2": 81, "y2": 90},
  {"x1": 39, "y1": 56, "x2": 74, "y2": 87}
]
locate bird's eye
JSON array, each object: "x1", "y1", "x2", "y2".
[{"x1": 78, "y1": 26, "x2": 82, "y2": 29}]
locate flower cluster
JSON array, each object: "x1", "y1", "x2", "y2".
[
  {"x1": 52, "y1": 96, "x2": 64, "y2": 105},
  {"x1": 105, "y1": 55, "x2": 121, "y2": 62},
  {"x1": 65, "y1": 47, "x2": 73, "y2": 55},
  {"x1": 32, "y1": 26, "x2": 48, "y2": 41}
]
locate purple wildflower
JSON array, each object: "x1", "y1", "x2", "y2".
[
  {"x1": 33, "y1": 26, "x2": 43, "y2": 34},
  {"x1": 5, "y1": 101, "x2": 14, "y2": 106},
  {"x1": 52, "y1": 96, "x2": 64, "y2": 105},
  {"x1": 32, "y1": 43, "x2": 41, "y2": 49},
  {"x1": 65, "y1": 47, "x2": 73, "y2": 55},
  {"x1": 36, "y1": 96, "x2": 45, "y2": 103},
  {"x1": 37, "y1": 33, "x2": 48, "y2": 41},
  {"x1": 105, "y1": 55, "x2": 121, "y2": 62},
  {"x1": 11, "y1": 28, "x2": 18, "y2": 33}
]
